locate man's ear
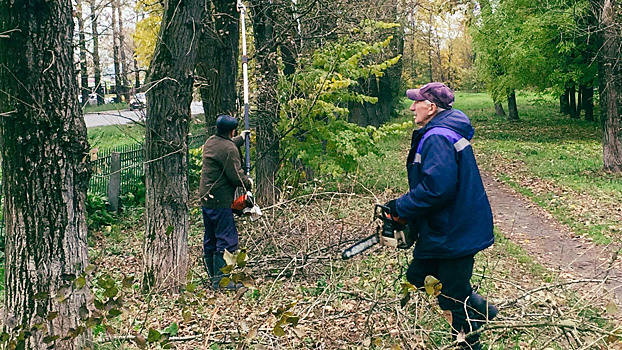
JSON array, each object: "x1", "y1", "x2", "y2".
[{"x1": 428, "y1": 103, "x2": 437, "y2": 116}]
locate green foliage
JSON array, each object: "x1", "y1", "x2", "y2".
[
  {"x1": 188, "y1": 147, "x2": 203, "y2": 191},
  {"x1": 278, "y1": 26, "x2": 404, "y2": 179},
  {"x1": 134, "y1": 0, "x2": 163, "y2": 68},
  {"x1": 471, "y1": 0, "x2": 597, "y2": 101},
  {"x1": 86, "y1": 193, "x2": 115, "y2": 230}
]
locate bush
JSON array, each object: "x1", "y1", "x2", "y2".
[{"x1": 86, "y1": 192, "x2": 115, "y2": 229}]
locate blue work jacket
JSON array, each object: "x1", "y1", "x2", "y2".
[{"x1": 395, "y1": 109, "x2": 494, "y2": 259}]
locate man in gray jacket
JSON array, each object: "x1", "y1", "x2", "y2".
[{"x1": 199, "y1": 115, "x2": 252, "y2": 289}]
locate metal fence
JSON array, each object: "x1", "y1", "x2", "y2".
[{"x1": 89, "y1": 132, "x2": 208, "y2": 197}]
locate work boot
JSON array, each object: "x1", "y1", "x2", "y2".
[
  {"x1": 212, "y1": 252, "x2": 243, "y2": 291},
  {"x1": 204, "y1": 251, "x2": 214, "y2": 280},
  {"x1": 469, "y1": 291, "x2": 498, "y2": 322}
]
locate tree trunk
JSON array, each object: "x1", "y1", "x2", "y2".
[
  {"x1": 560, "y1": 88, "x2": 570, "y2": 115},
  {"x1": 77, "y1": 0, "x2": 90, "y2": 107},
  {"x1": 591, "y1": 0, "x2": 622, "y2": 171},
  {"x1": 118, "y1": 3, "x2": 130, "y2": 102},
  {"x1": 494, "y1": 103, "x2": 506, "y2": 116},
  {"x1": 112, "y1": 0, "x2": 122, "y2": 103},
  {"x1": 90, "y1": 0, "x2": 104, "y2": 105},
  {"x1": 0, "y1": 0, "x2": 92, "y2": 347},
  {"x1": 577, "y1": 85, "x2": 583, "y2": 115},
  {"x1": 569, "y1": 85, "x2": 579, "y2": 119},
  {"x1": 196, "y1": 0, "x2": 239, "y2": 135},
  {"x1": 143, "y1": 0, "x2": 204, "y2": 292},
  {"x1": 581, "y1": 85, "x2": 594, "y2": 122},
  {"x1": 251, "y1": 0, "x2": 280, "y2": 206},
  {"x1": 507, "y1": 89, "x2": 519, "y2": 121}
]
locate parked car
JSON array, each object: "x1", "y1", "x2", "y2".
[
  {"x1": 129, "y1": 93, "x2": 146, "y2": 111},
  {"x1": 78, "y1": 93, "x2": 98, "y2": 106}
]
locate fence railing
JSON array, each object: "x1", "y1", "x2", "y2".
[{"x1": 89, "y1": 132, "x2": 208, "y2": 205}]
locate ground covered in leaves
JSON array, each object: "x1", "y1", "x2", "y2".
[{"x1": 87, "y1": 93, "x2": 622, "y2": 349}]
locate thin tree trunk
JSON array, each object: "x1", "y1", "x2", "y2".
[
  {"x1": 507, "y1": 89, "x2": 519, "y2": 121},
  {"x1": 112, "y1": 0, "x2": 122, "y2": 103},
  {"x1": 251, "y1": 0, "x2": 280, "y2": 206},
  {"x1": 494, "y1": 103, "x2": 506, "y2": 116},
  {"x1": 428, "y1": 11, "x2": 433, "y2": 82},
  {"x1": 569, "y1": 85, "x2": 579, "y2": 119},
  {"x1": 90, "y1": 0, "x2": 104, "y2": 105},
  {"x1": 582, "y1": 85, "x2": 594, "y2": 122},
  {"x1": 118, "y1": 2, "x2": 130, "y2": 102},
  {"x1": 143, "y1": 0, "x2": 204, "y2": 292},
  {"x1": 77, "y1": 0, "x2": 90, "y2": 107},
  {"x1": 0, "y1": 0, "x2": 92, "y2": 346},
  {"x1": 591, "y1": 0, "x2": 622, "y2": 171},
  {"x1": 560, "y1": 88, "x2": 570, "y2": 115},
  {"x1": 196, "y1": 0, "x2": 239, "y2": 135}
]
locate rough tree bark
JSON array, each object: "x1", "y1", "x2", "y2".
[
  {"x1": 251, "y1": 0, "x2": 280, "y2": 206},
  {"x1": 196, "y1": 0, "x2": 239, "y2": 135},
  {"x1": 143, "y1": 0, "x2": 204, "y2": 292},
  {"x1": 0, "y1": 0, "x2": 92, "y2": 347},
  {"x1": 591, "y1": 0, "x2": 622, "y2": 171}
]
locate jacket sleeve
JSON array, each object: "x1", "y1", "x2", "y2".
[
  {"x1": 232, "y1": 135, "x2": 245, "y2": 148},
  {"x1": 222, "y1": 145, "x2": 251, "y2": 190},
  {"x1": 395, "y1": 134, "x2": 458, "y2": 219}
]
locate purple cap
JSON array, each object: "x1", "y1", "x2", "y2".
[{"x1": 406, "y1": 82, "x2": 454, "y2": 109}]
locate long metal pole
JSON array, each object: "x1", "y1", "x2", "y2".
[{"x1": 238, "y1": 0, "x2": 251, "y2": 176}]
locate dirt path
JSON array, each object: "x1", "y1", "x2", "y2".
[{"x1": 482, "y1": 174, "x2": 622, "y2": 310}]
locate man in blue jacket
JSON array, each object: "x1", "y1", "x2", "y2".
[{"x1": 385, "y1": 83, "x2": 497, "y2": 349}]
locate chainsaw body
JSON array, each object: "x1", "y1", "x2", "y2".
[{"x1": 342, "y1": 204, "x2": 417, "y2": 259}]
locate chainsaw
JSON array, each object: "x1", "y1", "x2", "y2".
[
  {"x1": 342, "y1": 204, "x2": 417, "y2": 260},
  {"x1": 232, "y1": 191, "x2": 262, "y2": 220}
]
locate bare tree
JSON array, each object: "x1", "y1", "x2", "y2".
[
  {"x1": 89, "y1": 0, "x2": 104, "y2": 104},
  {"x1": 143, "y1": 0, "x2": 205, "y2": 292},
  {"x1": 0, "y1": 0, "x2": 92, "y2": 347}
]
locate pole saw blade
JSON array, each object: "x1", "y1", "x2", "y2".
[{"x1": 342, "y1": 233, "x2": 380, "y2": 260}]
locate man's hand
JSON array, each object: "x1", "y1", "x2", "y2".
[
  {"x1": 385, "y1": 199, "x2": 399, "y2": 217},
  {"x1": 241, "y1": 129, "x2": 251, "y2": 139}
]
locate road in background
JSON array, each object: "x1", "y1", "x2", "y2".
[{"x1": 84, "y1": 101, "x2": 205, "y2": 128}]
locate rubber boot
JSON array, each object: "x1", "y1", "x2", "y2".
[
  {"x1": 212, "y1": 252, "x2": 242, "y2": 291},
  {"x1": 204, "y1": 251, "x2": 214, "y2": 282},
  {"x1": 469, "y1": 291, "x2": 498, "y2": 322}
]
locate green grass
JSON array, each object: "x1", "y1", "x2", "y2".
[
  {"x1": 457, "y1": 92, "x2": 621, "y2": 244},
  {"x1": 87, "y1": 113, "x2": 207, "y2": 151},
  {"x1": 84, "y1": 102, "x2": 129, "y2": 114}
]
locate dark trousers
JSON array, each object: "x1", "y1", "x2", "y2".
[
  {"x1": 202, "y1": 206, "x2": 239, "y2": 254},
  {"x1": 407, "y1": 254, "x2": 480, "y2": 346}
]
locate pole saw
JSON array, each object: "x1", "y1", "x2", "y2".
[
  {"x1": 342, "y1": 204, "x2": 417, "y2": 259},
  {"x1": 232, "y1": 0, "x2": 261, "y2": 220}
]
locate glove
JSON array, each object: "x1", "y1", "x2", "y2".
[
  {"x1": 385, "y1": 199, "x2": 399, "y2": 217},
  {"x1": 241, "y1": 129, "x2": 251, "y2": 139},
  {"x1": 247, "y1": 177, "x2": 253, "y2": 188}
]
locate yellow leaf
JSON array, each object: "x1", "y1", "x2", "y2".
[
  {"x1": 424, "y1": 275, "x2": 442, "y2": 296},
  {"x1": 606, "y1": 299, "x2": 619, "y2": 315}
]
